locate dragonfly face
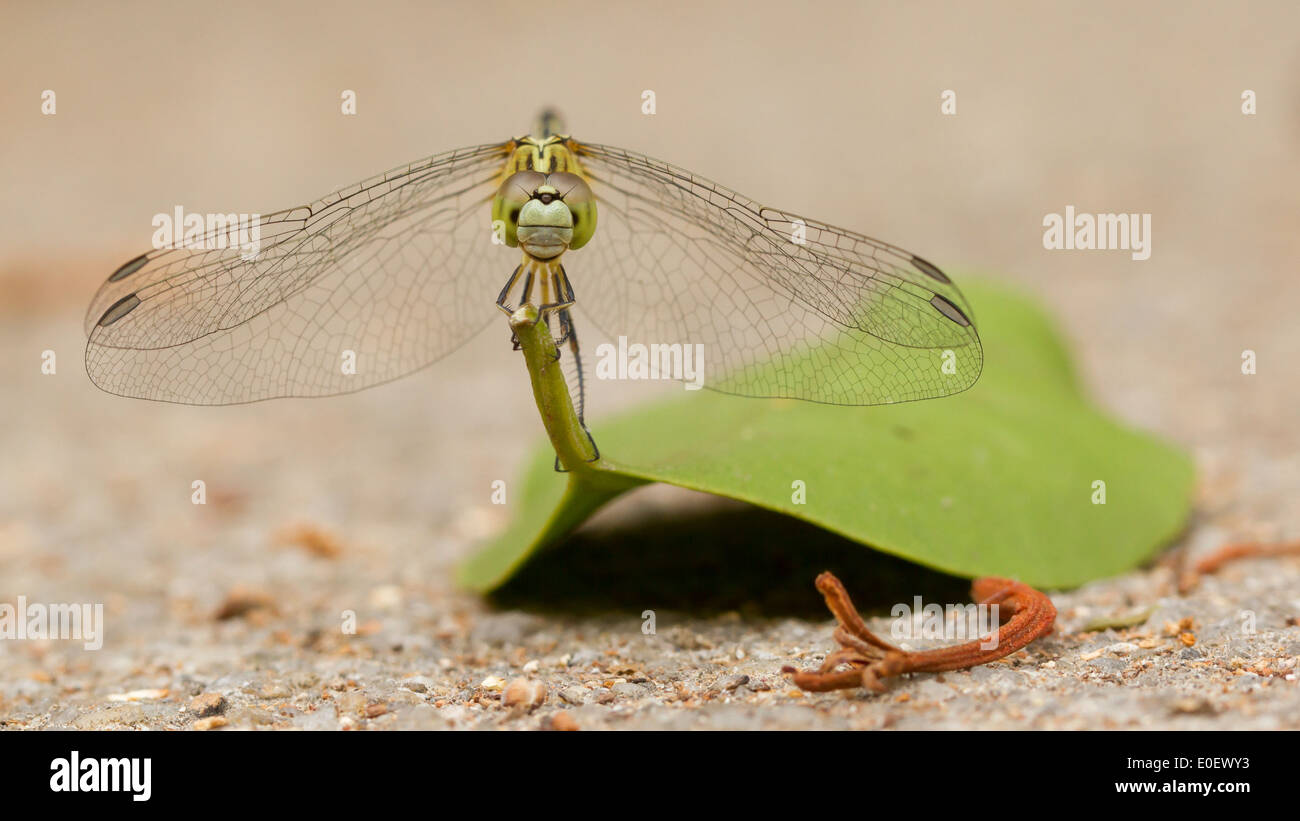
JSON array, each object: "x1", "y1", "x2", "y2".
[
  {"x1": 514, "y1": 182, "x2": 572, "y2": 260},
  {"x1": 492, "y1": 170, "x2": 597, "y2": 261},
  {"x1": 85, "y1": 109, "x2": 982, "y2": 424}
]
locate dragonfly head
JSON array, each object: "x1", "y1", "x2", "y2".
[{"x1": 494, "y1": 170, "x2": 597, "y2": 260}]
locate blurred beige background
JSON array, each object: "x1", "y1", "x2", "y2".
[{"x1": 1, "y1": 1, "x2": 1297, "y2": 729}]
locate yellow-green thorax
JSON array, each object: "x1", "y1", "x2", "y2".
[{"x1": 503, "y1": 134, "x2": 581, "y2": 176}]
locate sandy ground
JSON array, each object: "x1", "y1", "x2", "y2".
[{"x1": 1, "y1": 0, "x2": 1298, "y2": 730}]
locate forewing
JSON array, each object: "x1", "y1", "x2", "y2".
[
  {"x1": 85, "y1": 141, "x2": 515, "y2": 404},
  {"x1": 569, "y1": 141, "x2": 982, "y2": 405}
]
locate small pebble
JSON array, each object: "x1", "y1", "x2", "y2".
[
  {"x1": 188, "y1": 693, "x2": 227, "y2": 717},
  {"x1": 558, "y1": 686, "x2": 586, "y2": 705},
  {"x1": 550, "y1": 711, "x2": 579, "y2": 731},
  {"x1": 720, "y1": 674, "x2": 750, "y2": 691},
  {"x1": 502, "y1": 678, "x2": 547, "y2": 710},
  {"x1": 480, "y1": 675, "x2": 506, "y2": 692},
  {"x1": 192, "y1": 716, "x2": 227, "y2": 731},
  {"x1": 611, "y1": 683, "x2": 648, "y2": 699}
]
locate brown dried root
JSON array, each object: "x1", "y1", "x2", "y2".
[
  {"x1": 1178, "y1": 540, "x2": 1300, "y2": 594},
  {"x1": 782, "y1": 572, "x2": 1056, "y2": 692}
]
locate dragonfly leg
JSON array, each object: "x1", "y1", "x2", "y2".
[
  {"x1": 547, "y1": 267, "x2": 578, "y2": 346},
  {"x1": 537, "y1": 267, "x2": 576, "y2": 361},
  {"x1": 495, "y1": 264, "x2": 524, "y2": 316},
  {"x1": 536, "y1": 280, "x2": 575, "y2": 314},
  {"x1": 557, "y1": 310, "x2": 585, "y2": 422},
  {"x1": 558, "y1": 317, "x2": 599, "y2": 463},
  {"x1": 501, "y1": 265, "x2": 536, "y2": 350},
  {"x1": 551, "y1": 314, "x2": 574, "y2": 348},
  {"x1": 554, "y1": 267, "x2": 597, "y2": 459},
  {"x1": 552, "y1": 426, "x2": 601, "y2": 471}
]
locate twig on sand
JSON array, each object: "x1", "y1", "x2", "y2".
[
  {"x1": 1178, "y1": 540, "x2": 1300, "y2": 594},
  {"x1": 782, "y1": 572, "x2": 1056, "y2": 693}
]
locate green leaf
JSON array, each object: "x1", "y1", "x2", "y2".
[{"x1": 458, "y1": 279, "x2": 1194, "y2": 591}]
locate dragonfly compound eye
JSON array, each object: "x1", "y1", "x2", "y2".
[
  {"x1": 546, "y1": 172, "x2": 597, "y2": 250},
  {"x1": 516, "y1": 184, "x2": 574, "y2": 260},
  {"x1": 492, "y1": 171, "x2": 547, "y2": 248}
]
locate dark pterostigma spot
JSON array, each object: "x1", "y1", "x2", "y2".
[
  {"x1": 911, "y1": 255, "x2": 951, "y2": 284},
  {"x1": 97, "y1": 293, "x2": 141, "y2": 327},
  {"x1": 930, "y1": 293, "x2": 971, "y2": 327},
  {"x1": 108, "y1": 253, "x2": 149, "y2": 282}
]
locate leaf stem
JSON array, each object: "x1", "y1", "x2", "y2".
[
  {"x1": 455, "y1": 305, "x2": 644, "y2": 592},
  {"x1": 509, "y1": 303, "x2": 618, "y2": 479}
]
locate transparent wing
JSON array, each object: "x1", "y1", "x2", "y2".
[
  {"x1": 85, "y1": 141, "x2": 515, "y2": 404},
  {"x1": 569, "y1": 141, "x2": 983, "y2": 406}
]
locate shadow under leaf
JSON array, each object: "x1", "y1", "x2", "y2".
[{"x1": 488, "y1": 497, "x2": 972, "y2": 619}]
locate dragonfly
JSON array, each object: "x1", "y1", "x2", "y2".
[{"x1": 85, "y1": 109, "x2": 982, "y2": 451}]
